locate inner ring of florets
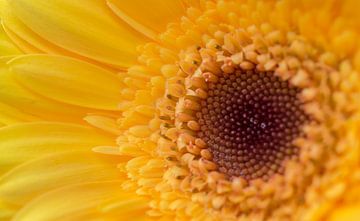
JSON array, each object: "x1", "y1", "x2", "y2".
[{"x1": 196, "y1": 69, "x2": 309, "y2": 180}]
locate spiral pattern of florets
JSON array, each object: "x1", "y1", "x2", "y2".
[{"x1": 196, "y1": 70, "x2": 308, "y2": 180}]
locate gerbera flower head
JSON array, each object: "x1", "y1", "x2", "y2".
[{"x1": 0, "y1": 0, "x2": 360, "y2": 221}]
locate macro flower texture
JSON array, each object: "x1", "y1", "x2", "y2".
[{"x1": 1, "y1": 0, "x2": 360, "y2": 220}]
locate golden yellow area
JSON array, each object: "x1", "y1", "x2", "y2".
[{"x1": 0, "y1": 0, "x2": 359, "y2": 221}]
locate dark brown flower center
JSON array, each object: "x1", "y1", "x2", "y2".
[{"x1": 196, "y1": 70, "x2": 309, "y2": 180}]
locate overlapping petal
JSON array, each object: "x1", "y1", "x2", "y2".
[
  {"x1": 9, "y1": 54, "x2": 124, "y2": 110},
  {"x1": 0, "y1": 24, "x2": 20, "y2": 56},
  {"x1": 0, "y1": 122, "x2": 114, "y2": 170},
  {"x1": 0, "y1": 151, "x2": 124, "y2": 206},
  {"x1": 3, "y1": 0, "x2": 147, "y2": 68},
  {"x1": 11, "y1": 181, "x2": 149, "y2": 221},
  {"x1": 0, "y1": 59, "x2": 106, "y2": 123},
  {"x1": 0, "y1": 102, "x2": 39, "y2": 126},
  {"x1": 106, "y1": 0, "x2": 185, "y2": 40}
]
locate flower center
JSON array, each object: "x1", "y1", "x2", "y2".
[
  {"x1": 148, "y1": 2, "x2": 360, "y2": 217},
  {"x1": 196, "y1": 70, "x2": 308, "y2": 180}
]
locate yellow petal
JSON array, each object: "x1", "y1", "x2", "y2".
[
  {"x1": 0, "y1": 102, "x2": 39, "y2": 125},
  {"x1": 1, "y1": 4, "x2": 59, "y2": 54},
  {"x1": 0, "y1": 203, "x2": 15, "y2": 220},
  {"x1": 84, "y1": 115, "x2": 122, "y2": 135},
  {"x1": 1, "y1": 24, "x2": 41, "y2": 53},
  {"x1": 93, "y1": 146, "x2": 123, "y2": 156},
  {"x1": 9, "y1": 54, "x2": 124, "y2": 110},
  {"x1": 2, "y1": 5, "x2": 114, "y2": 67},
  {"x1": 0, "y1": 21, "x2": 21, "y2": 56},
  {"x1": 0, "y1": 60, "x2": 106, "y2": 123},
  {"x1": 6, "y1": 0, "x2": 146, "y2": 68},
  {"x1": 0, "y1": 122, "x2": 114, "y2": 168},
  {"x1": 106, "y1": 0, "x2": 185, "y2": 40},
  {"x1": 0, "y1": 151, "x2": 123, "y2": 206},
  {"x1": 12, "y1": 181, "x2": 149, "y2": 221}
]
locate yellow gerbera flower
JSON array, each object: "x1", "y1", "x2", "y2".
[{"x1": 1, "y1": 0, "x2": 360, "y2": 220}]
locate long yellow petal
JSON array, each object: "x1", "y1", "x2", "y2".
[
  {"x1": 0, "y1": 60, "x2": 107, "y2": 123},
  {"x1": 106, "y1": 0, "x2": 185, "y2": 40},
  {"x1": 1, "y1": 24, "x2": 41, "y2": 53},
  {"x1": 0, "y1": 21, "x2": 21, "y2": 56},
  {"x1": 9, "y1": 54, "x2": 124, "y2": 110},
  {"x1": 1, "y1": 6, "x2": 115, "y2": 67},
  {"x1": 1, "y1": 4, "x2": 62, "y2": 54},
  {"x1": 12, "y1": 181, "x2": 149, "y2": 221},
  {"x1": 0, "y1": 122, "x2": 114, "y2": 168},
  {"x1": 5, "y1": 0, "x2": 146, "y2": 68},
  {"x1": 84, "y1": 115, "x2": 122, "y2": 135},
  {"x1": 0, "y1": 204, "x2": 15, "y2": 221},
  {"x1": 0, "y1": 102, "x2": 39, "y2": 125},
  {"x1": 0, "y1": 151, "x2": 123, "y2": 206}
]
